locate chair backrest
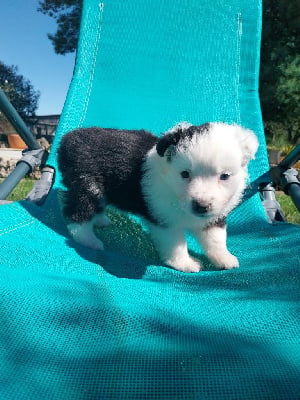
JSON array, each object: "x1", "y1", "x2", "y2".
[{"x1": 48, "y1": 0, "x2": 269, "y2": 201}]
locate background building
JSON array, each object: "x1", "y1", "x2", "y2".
[{"x1": 0, "y1": 114, "x2": 59, "y2": 147}]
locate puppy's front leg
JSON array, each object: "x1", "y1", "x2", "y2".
[
  {"x1": 147, "y1": 224, "x2": 202, "y2": 273},
  {"x1": 197, "y1": 222, "x2": 239, "y2": 269}
]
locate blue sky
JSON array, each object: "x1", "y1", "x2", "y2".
[{"x1": 0, "y1": 0, "x2": 76, "y2": 116}]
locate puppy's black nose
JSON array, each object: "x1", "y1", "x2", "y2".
[{"x1": 192, "y1": 200, "x2": 211, "y2": 215}]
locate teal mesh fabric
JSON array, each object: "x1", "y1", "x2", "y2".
[{"x1": 0, "y1": 0, "x2": 299, "y2": 399}]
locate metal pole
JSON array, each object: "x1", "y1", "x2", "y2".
[
  {"x1": 0, "y1": 162, "x2": 31, "y2": 199},
  {"x1": 288, "y1": 184, "x2": 300, "y2": 212},
  {"x1": 278, "y1": 145, "x2": 300, "y2": 169},
  {"x1": 0, "y1": 88, "x2": 41, "y2": 151}
]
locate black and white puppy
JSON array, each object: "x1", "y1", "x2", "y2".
[{"x1": 58, "y1": 122, "x2": 258, "y2": 272}]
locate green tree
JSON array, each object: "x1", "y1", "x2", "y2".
[
  {"x1": 38, "y1": 0, "x2": 82, "y2": 55},
  {"x1": 275, "y1": 55, "x2": 300, "y2": 144},
  {"x1": 0, "y1": 61, "x2": 40, "y2": 120},
  {"x1": 260, "y1": 0, "x2": 300, "y2": 145}
]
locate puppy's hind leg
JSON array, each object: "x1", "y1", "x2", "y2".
[
  {"x1": 62, "y1": 180, "x2": 103, "y2": 223},
  {"x1": 62, "y1": 183, "x2": 106, "y2": 250},
  {"x1": 93, "y1": 213, "x2": 112, "y2": 228},
  {"x1": 67, "y1": 216, "x2": 105, "y2": 250}
]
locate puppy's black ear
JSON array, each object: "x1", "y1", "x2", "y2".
[
  {"x1": 156, "y1": 134, "x2": 178, "y2": 158},
  {"x1": 156, "y1": 122, "x2": 192, "y2": 159}
]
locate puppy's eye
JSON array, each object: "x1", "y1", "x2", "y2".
[
  {"x1": 180, "y1": 170, "x2": 190, "y2": 179},
  {"x1": 220, "y1": 173, "x2": 231, "y2": 181}
]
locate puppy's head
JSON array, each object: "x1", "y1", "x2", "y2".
[{"x1": 156, "y1": 122, "x2": 258, "y2": 219}]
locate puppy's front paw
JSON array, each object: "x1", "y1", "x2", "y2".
[
  {"x1": 166, "y1": 256, "x2": 202, "y2": 273},
  {"x1": 208, "y1": 251, "x2": 239, "y2": 270}
]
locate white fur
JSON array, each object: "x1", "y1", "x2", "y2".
[
  {"x1": 142, "y1": 124, "x2": 257, "y2": 225},
  {"x1": 67, "y1": 213, "x2": 111, "y2": 251},
  {"x1": 197, "y1": 224, "x2": 239, "y2": 269},
  {"x1": 141, "y1": 123, "x2": 258, "y2": 272}
]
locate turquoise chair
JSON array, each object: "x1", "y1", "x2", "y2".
[{"x1": 0, "y1": 0, "x2": 299, "y2": 398}]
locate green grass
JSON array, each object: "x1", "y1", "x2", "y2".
[
  {"x1": 0, "y1": 178, "x2": 35, "y2": 202},
  {"x1": 276, "y1": 192, "x2": 300, "y2": 225},
  {"x1": 1, "y1": 178, "x2": 299, "y2": 224}
]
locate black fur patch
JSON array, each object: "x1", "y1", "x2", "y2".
[
  {"x1": 156, "y1": 123, "x2": 210, "y2": 158},
  {"x1": 58, "y1": 127, "x2": 159, "y2": 224},
  {"x1": 204, "y1": 216, "x2": 226, "y2": 230}
]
